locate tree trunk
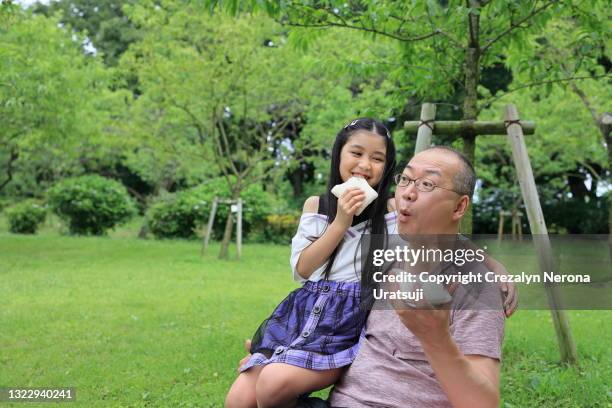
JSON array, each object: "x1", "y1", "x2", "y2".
[
  {"x1": 0, "y1": 147, "x2": 18, "y2": 193},
  {"x1": 289, "y1": 167, "x2": 303, "y2": 198},
  {"x1": 460, "y1": 133, "x2": 476, "y2": 234},
  {"x1": 218, "y1": 210, "x2": 234, "y2": 259},
  {"x1": 600, "y1": 113, "x2": 612, "y2": 259},
  {"x1": 461, "y1": 2, "x2": 481, "y2": 235},
  {"x1": 138, "y1": 220, "x2": 149, "y2": 239},
  {"x1": 218, "y1": 186, "x2": 241, "y2": 260}
]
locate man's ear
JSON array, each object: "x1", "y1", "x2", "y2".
[{"x1": 452, "y1": 196, "x2": 470, "y2": 221}]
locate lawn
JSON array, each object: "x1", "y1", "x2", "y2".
[{"x1": 0, "y1": 222, "x2": 610, "y2": 407}]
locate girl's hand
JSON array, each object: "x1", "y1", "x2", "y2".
[
  {"x1": 490, "y1": 260, "x2": 518, "y2": 317},
  {"x1": 501, "y1": 281, "x2": 518, "y2": 317},
  {"x1": 236, "y1": 339, "x2": 252, "y2": 372},
  {"x1": 334, "y1": 187, "x2": 365, "y2": 229},
  {"x1": 482, "y1": 252, "x2": 518, "y2": 317}
]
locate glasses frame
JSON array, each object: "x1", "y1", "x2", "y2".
[{"x1": 393, "y1": 173, "x2": 462, "y2": 195}]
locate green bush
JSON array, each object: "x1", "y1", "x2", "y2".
[
  {"x1": 47, "y1": 175, "x2": 136, "y2": 235},
  {"x1": 474, "y1": 194, "x2": 609, "y2": 234},
  {"x1": 0, "y1": 197, "x2": 12, "y2": 213},
  {"x1": 147, "y1": 191, "x2": 209, "y2": 239},
  {"x1": 260, "y1": 213, "x2": 300, "y2": 244},
  {"x1": 6, "y1": 200, "x2": 47, "y2": 234},
  {"x1": 146, "y1": 178, "x2": 276, "y2": 240},
  {"x1": 543, "y1": 198, "x2": 609, "y2": 234}
]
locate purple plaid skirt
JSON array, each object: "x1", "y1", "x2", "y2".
[{"x1": 240, "y1": 280, "x2": 366, "y2": 372}]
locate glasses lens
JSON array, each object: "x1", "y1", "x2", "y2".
[
  {"x1": 417, "y1": 178, "x2": 436, "y2": 192},
  {"x1": 395, "y1": 174, "x2": 409, "y2": 187}
]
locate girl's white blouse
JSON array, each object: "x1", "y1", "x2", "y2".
[{"x1": 290, "y1": 212, "x2": 398, "y2": 283}]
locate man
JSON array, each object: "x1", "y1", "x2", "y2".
[
  {"x1": 328, "y1": 146, "x2": 505, "y2": 407},
  {"x1": 240, "y1": 146, "x2": 510, "y2": 407}
]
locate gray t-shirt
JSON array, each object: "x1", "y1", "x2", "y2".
[{"x1": 330, "y1": 273, "x2": 506, "y2": 407}]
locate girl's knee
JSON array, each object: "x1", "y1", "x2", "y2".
[
  {"x1": 255, "y1": 372, "x2": 295, "y2": 408},
  {"x1": 225, "y1": 374, "x2": 258, "y2": 408},
  {"x1": 225, "y1": 387, "x2": 257, "y2": 408}
]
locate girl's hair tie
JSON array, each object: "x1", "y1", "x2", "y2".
[
  {"x1": 344, "y1": 119, "x2": 360, "y2": 130},
  {"x1": 343, "y1": 118, "x2": 391, "y2": 139}
]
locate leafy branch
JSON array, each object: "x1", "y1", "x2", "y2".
[
  {"x1": 480, "y1": 73, "x2": 611, "y2": 108},
  {"x1": 481, "y1": 0, "x2": 556, "y2": 52}
]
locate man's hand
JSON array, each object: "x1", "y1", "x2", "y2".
[
  {"x1": 396, "y1": 306, "x2": 452, "y2": 346},
  {"x1": 392, "y1": 284, "x2": 457, "y2": 347},
  {"x1": 237, "y1": 339, "x2": 252, "y2": 372},
  {"x1": 392, "y1": 284, "x2": 501, "y2": 408}
]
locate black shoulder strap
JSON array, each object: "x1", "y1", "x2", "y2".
[{"x1": 317, "y1": 194, "x2": 328, "y2": 216}]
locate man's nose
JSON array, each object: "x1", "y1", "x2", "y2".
[{"x1": 400, "y1": 181, "x2": 418, "y2": 201}]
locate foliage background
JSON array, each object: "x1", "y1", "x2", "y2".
[
  {"x1": 0, "y1": 0, "x2": 610, "y2": 405},
  {"x1": 1, "y1": 0, "x2": 609, "y2": 240}
]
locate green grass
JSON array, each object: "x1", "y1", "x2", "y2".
[{"x1": 0, "y1": 223, "x2": 610, "y2": 407}]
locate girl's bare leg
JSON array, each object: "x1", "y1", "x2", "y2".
[
  {"x1": 255, "y1": 363, "x2": 343, "y2": 408},
  {"x1": 225, "y1": 365, "x2": 264, "y2": 408}
]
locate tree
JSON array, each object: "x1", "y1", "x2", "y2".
[
  {"x1": 121, "y1": 4, "x2": 327, "y2": 257},
  {"x1": 33, "y1": 0, "x2": 142, "y2": 66},
  {"x1": 205, "y1": 0, "x2": 610, "y2": 232},
  {"x1": 0, "y1": 6, "x2": 116, "y2": 196},
  {"x1": 500, "y1": 9, "x2": 611, "y2": 235},
  {"x1": 475, "y1": 84, "x2": 608, "y2": 234}
]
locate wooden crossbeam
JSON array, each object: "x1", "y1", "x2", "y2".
[{"x1": 405, "y1": 120, "x2": 535, "y2": 135}]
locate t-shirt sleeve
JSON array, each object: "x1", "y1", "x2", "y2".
[
  {"x1": 450, "y1": 284, "x2": 506, "y2": 361},
  {"x1": 290, "y1": 214, "x2": 328, "y2": 282}
]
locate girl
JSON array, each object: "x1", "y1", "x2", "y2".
[{"x1": 225, "y1": 118, "x2": 398, "y2": 408}]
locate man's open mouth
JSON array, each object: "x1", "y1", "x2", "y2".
[{"x1": 398, "y1": 209, "x2": 412, "y2": 221}]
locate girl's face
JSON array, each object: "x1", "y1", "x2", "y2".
[{"x1": 339, "y1": 130, "x2": 387, "y2": 187}]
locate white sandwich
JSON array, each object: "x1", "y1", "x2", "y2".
[{"x1": 331, "y1": 176, "x2": 378, "y2": 216}]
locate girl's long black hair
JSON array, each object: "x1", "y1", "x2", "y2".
[{"x1": 322, "y1": 118, "x2": 396, "y2": 309}]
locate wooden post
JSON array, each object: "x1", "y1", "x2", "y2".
[
  {"x1": 505, "y1": 104, "x2": 578, "y2": 364},
  {"x1": 511, "y1": 211, "x2": 523, "y2": 241},
  {"x1": 236, "y1": 198, "x2": 242, "y2": 260},
  {"x1": 414, "y1": 103, "x2": 437, "y2": 154},
  {"x1": 202, "y1": 197, "x2": 218, "y2": 254},
  {"x1": 497, "y1": 210, "x2": 505, "y2": 241}
]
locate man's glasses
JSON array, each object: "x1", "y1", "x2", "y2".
[{"x1": 393, "y1": 174, "x2": 460, "y2": 194}]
